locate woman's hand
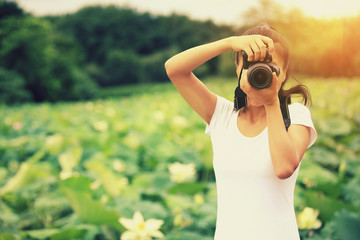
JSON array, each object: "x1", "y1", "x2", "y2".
[
  {"x1": 230, "y1": 35, "x2": 274, "y2": 62},
  {"x1": 232, "y1": 35, "x2": 281, "y2": 106},
  {"x1": 240, "y1": 70, "x2": 282, "y2": 106}
]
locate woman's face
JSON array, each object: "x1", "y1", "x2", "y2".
[{"x1": 236, "y1": 51, "x2": 288, "y2": 107}]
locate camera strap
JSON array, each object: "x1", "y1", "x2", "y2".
[
  {"x1": 233, "y1": 68, "x2": 291, "y2": 131},
  {"x1": 279, "y1": 94, "x2": 291, "y2": 131},
  {"x1": 233, "y1": 68, "x2": 247, "y2": 111}
]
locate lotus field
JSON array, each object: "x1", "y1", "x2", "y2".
[{"x1": 1, "y1": 77, "x2": 360, "y2": 240}]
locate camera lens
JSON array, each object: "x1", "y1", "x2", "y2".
[{"x1": 247, "y1": 64, "x2": 273, "y2": 89}]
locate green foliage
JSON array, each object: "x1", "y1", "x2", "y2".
[
  {"x1": 141, "y1": 47, "x2": 180, "y2": 83},
  {"x1": 23, "y1": 228, "x2": 87, "y2": 240},
  {"x1": 0, "y1": 68, "x2": 31, "y2": 104},
  {"x1": 320, "y1": 209, "x2": 360, "y2": 240},
  {"x1": 102, "y1": 50, "x2": 142, "y2": 86},
  {"x1": 0, "y1": 16, "x2": 53, "y2": 101},
  {"x1": 0, "y1": 1, "x2": 24, "y2": 19},
  {"x1": 50, "y1": 5, "x2": 233, "y2": 88},
  {"x1": 1, "y1": 78, "x2": 359, "y2": 239},
  {"x1": 69, "y1": 68, "x2": 99, "y2": 100},
  {"x1": 0, "y1": 3, "x2": 236, "y2": 103},
  {"x1": 45, "y1": 55, "x2": 99, "y2": 101},
  {"x1": 0, "y1": 14, "x2": 98, "y2": 103},
  {"x1": 343, "y1": 178, "x2": 360, "y2": 209},
  {"x1": 165, "y1": 230, "x2": 213, "y2": 240},
  {"x1": 61, "y1": 186, "x2": 122, "y2": 230}
]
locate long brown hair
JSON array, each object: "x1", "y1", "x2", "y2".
[{"x1": 236, "y1": 24, "x2": 311, "y2": 105}]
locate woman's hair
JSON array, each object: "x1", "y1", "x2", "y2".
[{"x1": 235, "y1": 24, "x2": 311, "y2": 105}]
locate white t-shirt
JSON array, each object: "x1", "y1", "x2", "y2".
[{"x1": 205, "y1": 95, "x2": 317, "y2": 240}]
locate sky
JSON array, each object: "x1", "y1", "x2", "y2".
[{"x1": 15, "y1": 0, "x2": 360, "y2": 25}]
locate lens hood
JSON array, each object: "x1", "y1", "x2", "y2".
[{"x1": 247, "y1": 63, "x2": 273, "y2": 89}]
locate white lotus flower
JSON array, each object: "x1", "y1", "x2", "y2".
[
  {"x1": 168, "y1": 162, "x2": 196, "y2": 183},
  {"x1": 153, "y1": 111, "x2": 165, "y2": 123},
  {"x1": 297, "y1": 207, "x2": 322, "y2": 229},
  {"x1": 45, "y1": 134, "x2": 64, "y2": 154},
  {"x1": 194, "y1": 193, "x2": 204, "y2": 205},
  {"x1": 123, "y1": 132, "x2": 141, "y2": 150},
  {"x1": 113, "y1": 159, "x2": 126, "y2": 172},
  {"x1": 58, "y1": 147, "x2": 82, "y2": 180},
  {"x1": 171, "y1": 115, "x2": 188, "y2": 130},
  {"x1": 93, "y1": 120, "x2": 108, "y2": 132},
  {"x1": 119, "y1": 211, "x2": 164, "y2": 240},
  {"x1": 105, "y1": 107, "x2": 116, "y2": 117}
]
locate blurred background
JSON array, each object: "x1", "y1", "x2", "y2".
[{"x1": 0, "y1": 0, "x2": 359, "y2": 239}]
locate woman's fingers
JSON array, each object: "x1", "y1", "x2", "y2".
[
  {"x1": 250, "y1": 37, "x2": 273, "y2": 62},
  {"x1": 250, "y1": 42, "x2": 260, "y2": 62},
  {"x1": 233, "y1": 35, "x2": 275, "y2": 63},
  {"x1": 245, "y1": 42, "x2": 261, "y2": 62},
  {"x1": 256, "y1": 39, "x2": 267, "y2": 61},
  {"x1": 260, "y1": 36, "x2": 274, "y2": 55}
]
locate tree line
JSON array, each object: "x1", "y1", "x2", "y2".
[{"x1": 0, "y1": 0, "x2": 359, "y2": 103}]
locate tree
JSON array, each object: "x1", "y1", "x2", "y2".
[
  {"x1": 53, "y1": 6, "x2": 160, "y2": 64},
  {"x1": 0, "y1": 16, "x2": 53, "y2": 101},
  {"x1": 51, "y1": 6, "x2": 234, "y2": 85},
  {"x1": 0, "y1": 68, "x2": 30, "y2": 104},
  {"x1": 0, "y1": 0, "x2": 24, "y2": 19},
  {"x1": 0, "y1": 14, "x2": 98, "y2": 102},
  {"x1": 102, "y1": 50, "x2": 142, "y2": 86}
]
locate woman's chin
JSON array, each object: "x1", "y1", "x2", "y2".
[{"x1": 247, "y1": 98, "x2": 263, "y2": 107}]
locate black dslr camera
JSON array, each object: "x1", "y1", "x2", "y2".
[{"x1": 241, "y1": 50, "x2": 280, "y2": 89}]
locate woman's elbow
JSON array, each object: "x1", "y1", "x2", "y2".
[
  {"x1": 275, "y1": 163, "x2": 299, "y2": 180},
  {"x1": 164, "y1": 59, "x2": 177, "y2": 79},
  {"x1": 275, "y1": 169, "x2": 294, "y2": 179},
  {"x1": 164, "y1": 59, "x2": 190, "y2": 80}
]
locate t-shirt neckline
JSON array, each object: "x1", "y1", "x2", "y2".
[{"x1": 233, "y1": 110, "x2": 268, "y2": 140}]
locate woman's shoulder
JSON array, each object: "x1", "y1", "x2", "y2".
[
  {"x1": 288, "y1": 102, "x2": 311, "y2": 116},
  {"x1": 217, "y1": 95, "x2": 233, "y2": 104},
  {"x1": 205, "y1": 95, "x2": 235, "y2": 136},
  {"x1": 215, "y1": 95, "x2": 235, "y2": 112},
  {"x1": 289, "y1": 101, "x2": 308, "y2": 110},
  {"x1": 288, "y1": 102, "x2": 317, "y2": 148}
]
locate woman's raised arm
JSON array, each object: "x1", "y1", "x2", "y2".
[
  {"x1": 164, "y1": 35, "x2": 274, "y2": 124},
  {"x1": 164, "y1": 38, "x2": 233, "y2": 124}
]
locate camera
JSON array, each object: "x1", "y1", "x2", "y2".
[{"x1": 241, "y1": 50, "x2": 280, "y2": 89}]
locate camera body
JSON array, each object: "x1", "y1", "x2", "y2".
[{"x1": 241, "y1": 50, "x2": 280, "y2": 89}]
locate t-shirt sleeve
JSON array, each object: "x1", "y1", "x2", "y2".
[
  {"x1": 205, "y1": 95, "x2": 234, "y2": 136},
  {"x1": 289, "y1": 102, "x2": 317, "y2": 148}
]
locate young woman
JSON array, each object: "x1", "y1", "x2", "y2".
[{"x1": 164, "y1": 24, "x2": 317, "y2": 240}]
